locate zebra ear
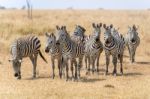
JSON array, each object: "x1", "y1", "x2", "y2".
[
  {"x1": 133, "y1": 25, "x2": 138, "y2": 31},
  {"x1": 128, "y1": 26, "x2": 131, "y2": 30},
  {"x1": 99, "y1": 23, "x2": 102, "y2": 28},
  {"x1": 63, "y1": 26, "x2": 66, "y2": 30},
  {"x1": 51, "y1": 32, "x2": 54, "y2": 36},
  {"x1": 56, "y1": 25, "x2": 60, "y2": 30},
  {"x1": 92, "y1": 23, "x2": 96, "y2": 28},
  {"x1": 110, "y1": 24, "x2": 113, "y2": 29},
  {"x1": 45, "y1": 32, "x2": 50, "y2": 37},
  {"x1": 103, "y1": 24, "x2": 106, "y2": 29}
]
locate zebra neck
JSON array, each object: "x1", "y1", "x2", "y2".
[
  {"x1": 61, "y1": 39, "x2": 72, "y2": 52},
  {"x1": 50, "y1": 45, "x2": 58, "y2": 54}
]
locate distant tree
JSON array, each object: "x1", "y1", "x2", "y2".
[
  {"x1": 0, "y1": 5, "x2": 6, "y2": 9},
  {"x1": 26, "y1": 0, "x2": 32, "y2": 19},
  {"x1": 67, "y1": 7, "x2": 73, "y2": 10},
  {"x1": 22, "y1": 5, "x2": 26, "y2": 10}
]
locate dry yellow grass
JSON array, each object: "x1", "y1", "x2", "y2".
[{"x1": 0, "y1": 9, "x2": 150, "y2": 99}]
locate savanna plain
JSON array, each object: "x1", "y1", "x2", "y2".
[{"x1": 0, "y1": 9, "x2": 150, "y2": 99}]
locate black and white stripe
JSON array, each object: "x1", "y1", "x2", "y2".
[
  {"x1": 56, "y1": 25, "x2": 84, "y2": 81},
  {"x1": 9, "y1": 35, "x2": 47, "y2": 79},
  {"x1": 45, "y1": 32, "x2": 63, "y2": 79},
  {"x1": 111, "y1": 27, "x2": 125, "y2": 75},
  {"x1": 84, "y1": 23, "x2": 103, "y2": 74},
  {"x1": 103, "y1": 24, "x2": 121, "y2": 76},
  {"x1": 71, "y1": 25, "x2": 86, "y2": 44},
  {"x1": 125, "y1": 25, "x2": 140, "y2": 63}
]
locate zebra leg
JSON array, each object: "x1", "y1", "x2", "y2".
[
  {"x1": 112, "y1": 56, "x2": 117, "y2": 76},
  {"x1": 133, "y1": 49, "x2": 136, "y2": 63},
  {"x1": 120, "y1": 54, "x2": 123, "y2": 75},
  {"x1": 96, "y1": 53, "x2": 100, "y2": 73},
  {"x1": 127, "y1": 45, "x2": 131, "y2": 61},
  {"x1": 91, "y1": 57, "x2": 95, "y2": 74},
  {"x1": 86, "y1": 57, "x2": 90, "y2": 75},
  {"x1": 85, "y1": 56, "x2": 88, "y2": 69},
  {"x1": 51, "y1": 58, "x2": 55, "y2": 79},
  {"x1": 105, "y1": 55, "x2": 110, "y2": 75},
  {"x1": 30, "y1": 54, "x2": 37, "y2": 78},
  {"x1": 58, "y1": 59, "x2": 62, "y2": 79},
  {"x1": 65, "y1": 61, "x2": 69, "y2": 81},
  {"x1": 73, "y1": 59, "x2": 78, "y2": 81},
  {"x1": 78, "y1": 57, "x2": 83, "y2": 79},
  {"x1": 71, "y1": 60, "x2": 74, "y2": 79},
  {"x1": 131, "y1": 48, "x2": 134, "y2": 63},
  {"x1": 17, "y1": 64, "x2": 21, "y2": 79}
]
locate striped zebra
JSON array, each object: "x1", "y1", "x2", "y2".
[
  {"x1": 103, "y1": 24, "x2": 124, "y2": 76},
  {"x1": 45, "y1": 32, "x2": 63, "y2": 79},
  {"x1": 71, "y1": 25, "x2": 86, "y2": 44},
  {"x1": 84, "y1": 23, "x2": 103, "y2": 74},
  {"x1": 111, "y1": 27, "x2": 125, "y2": 75},
  {"x1": 125, "y1": 25, "x2": 140, "y2": 63},
  {"x1": 56, "y1": 25, "x2": 84, "y2": 81},
  {"x1": 9, "y1": 35, "x2": 47, "y2": 79}
]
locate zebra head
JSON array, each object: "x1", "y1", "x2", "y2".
[
  {"x1": 9, "y1": 42, "x2": 22, "y2": 78},
  {"x1": 56, "y1": 25, "x2": 70, "y2": 43},
  {"x1": 74, "y1": 25, "x2": 86, "y2": 37},
  {"x1": 45, "y1": 32, "x2": 56, "y2": 53},
  {"x1": 92, "y1": 23, "x2": 102, "y2": 39},
  {"x1": 128, "y1": 25, "x2": 139, "y2": 44},
  {"x1": 103, "y1": 24, "x2": 114, "y2": 45}
]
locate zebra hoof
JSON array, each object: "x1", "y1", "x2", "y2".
[
  {"x1": 113, "y1": 73, "x2": 117, "y2": 76},
  {"x1": 17, "y1": 76, "x2": 21, "y2": 80}
]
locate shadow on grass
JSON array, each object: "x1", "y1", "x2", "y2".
[
  {"x1": 80, "y1": 77, "x2": 106, "y2": 83},
  {"x1": 25, "y1": 76, "x2": 50, "y2": 80},
  {"x1": 136, "y1": 61, "x2": 150, "y2": 65},
  {"x1": 123, "y1": 72, "x2": 143, "y2": 76}
]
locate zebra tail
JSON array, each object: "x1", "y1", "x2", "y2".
[{"x1": 39, "y1": 50, "x2": 48, "y2": 63}]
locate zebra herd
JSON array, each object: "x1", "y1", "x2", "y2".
[{"x1": 9, "y1": 23, "x2": 140, "y2": 81}]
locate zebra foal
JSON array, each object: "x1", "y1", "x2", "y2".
[{"x1": 45, "y1": 32, "x2": 63, "y2": 79}]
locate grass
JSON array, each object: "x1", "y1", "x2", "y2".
[{"x1": 0, "y1": 9, "x2": 150, "y2": 99}]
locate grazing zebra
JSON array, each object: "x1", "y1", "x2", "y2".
[
  {"x1": 9, "y1": 35, "x2": 47, "y2": 79},
  {"x1": 56, "y1": 25, "x2": 84, "y2": 81},
  {"x1": 125, "y1": 25, "x2": 140, "y2": 63},
  {"x1": 45, "y1": 32, "x2": 63, "y2": 79},
  {"x1": 71, "y1": 25, "x2": 86, "y2": 44},
  {"x1": 111, "y1": 27, "x2": 125, "y2": 75},
  {"x1": 84, "y1": 23, "x2": 103, "y2": 74},
  {"x1": 103, "y1": 24, "x2": 121, "y2": 76}
]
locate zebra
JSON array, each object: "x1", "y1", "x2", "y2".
[
  {"x1": 9, "y1": 35, "x2": 47, "y2": 79},
  {"x1": 103, "y1": 24, "x2": 123, "y2": 76},
  {"x1": 84, "y1": 23, "x2": 103, "y2": 74},
  {"x1": 111, "y1": 27, "x2": 125, "y2": 75},
  {"x1": 71, "y1": 25, "x2": 86, "y2": 44},
  {"x1": 45, "y1": 32, "x2": 63, "y2": 79},
  {"x1": 56, "y1": 25, "x2": 84, "y2": 81},
  {"x1": 125, "y1": 25, "x2": 140, "y2": 63}
]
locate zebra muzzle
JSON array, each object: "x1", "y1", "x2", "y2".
[
  {"x1": 45, "y1": 48, "x2": 49, "y2": 53},
  {"x1": 14, "y1": 73, "x2": 18, "y2": 77}
]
